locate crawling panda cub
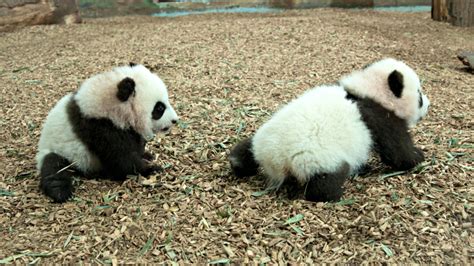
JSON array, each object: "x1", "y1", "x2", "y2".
[
  {"x1": 37, "y1": 63, "x2": 178, "y2": 203},
  {"x1": 229, "y1": 58, "x2": 430, "y2": 202}
]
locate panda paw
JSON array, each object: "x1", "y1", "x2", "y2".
[
  {"x1": 41, "y1": 178, "x2": 74, "y2": 203},
  {"x1": 411, "y1": 147, "x2": 425, "y2": 167},
  {"x1": 143, "y1": 151, "x2": 155, "y2": 161},
  {"x1": 304, "y1": 163, "x2": 350, "y2": 202},
  {"x1": 393, "y1": 147, "x2": 425, "y2": 171},
  {"x1": 305, "y1": 176, "x2": 346, "y2": 202},
  {"x1": 413, "y1": 147, "x2": 425, "y2": 162},
  {"x1": 141, "y1": 163, "x2": 163, "y2": 176}
]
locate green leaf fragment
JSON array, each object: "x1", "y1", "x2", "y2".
[
  {"x1": 139, "y1": 236, "x2": 155, "y2": 256},
  {"x1": 63, "y1": 231, "x2": 74, "y2": 249},
  {"x1": 380, "y1": 244, "x2": 393, "y2": 257},
  {"x1": 336, "y1": 198, "x2": 356, "y2": 205},
  {"x1": 284, "y1": 214, "x2": 304, "y2": 225},
  {"x1": 251, "y1": 190, "x2": 269, "y2": 197},
  {"x1": 290, "y1": 225, "x2": 304, "y2": 235},
  {"x1": 209, "y1": 258, "x2": 231, "y2": 264},
  {"x1": 379, "y1": 171, "x2": 405, "y2": 179},
  {"x1": 0, "y1": 189, "x2": 14, "y2": 196}
]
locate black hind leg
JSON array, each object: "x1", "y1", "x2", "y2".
[
  {"x1": 40, "y1": 152, "x2": 76, "y2": 203},
  {"x1": 305, "y1": 162, "x2": 350, "y2": 202},
  {"x1": 228, "y1": 137, "x2": 259, "y2": 178}
]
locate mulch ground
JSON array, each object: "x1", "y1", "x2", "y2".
[{"x1": 0, "y1": 8, "x2": 472, "y2": 264}]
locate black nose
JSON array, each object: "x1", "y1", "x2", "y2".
[
  {"x1": 171, "y1": 119, "x2": 177, "y2": 124},
  {"x1": 162, "y1": 127, "x2": 169, "y2": 131}
]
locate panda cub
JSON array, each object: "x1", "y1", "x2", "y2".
[
  {"x1": 229, "y1": 58, "x2": 430, "y2": 202},
  {"x1": 36, "y1": 63, "x2": 178, "y2": 203}
]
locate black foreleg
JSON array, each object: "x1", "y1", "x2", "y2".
[{"x1": 357, "y1": 98, "x2": 426, "y2": 171}]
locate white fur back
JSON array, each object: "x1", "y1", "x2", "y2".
[
  {"x1": 36, "y1": 94, "x2": 101, "y2": 173},
  {"x1": 252, "y1": 85, "x2": 372, "y2": 189}
]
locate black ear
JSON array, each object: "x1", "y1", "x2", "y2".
[
  {"x1": 129, "y1": 62, "x2": 137, "y2": 67},
  {"x1": 117, "y1": 77, "x2": 135, "y2": 102},
  {"x1": 388, "y1": 70, "x2": 404, "y2": 98}
]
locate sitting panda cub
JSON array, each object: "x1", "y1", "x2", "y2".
[
  {"x1": 229, "y1": 58, "x2": 430, "y2": 202},
  {"x1": 37, "y1": 63, "x2": 178, "y2": 203}
]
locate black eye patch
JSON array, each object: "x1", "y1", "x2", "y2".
[
  {"x1": 418, "y1": 93, "x2": 423, "y2": 108},
  {"x1": 152, "y1": 102, "x2": 166, "y2": 120}
]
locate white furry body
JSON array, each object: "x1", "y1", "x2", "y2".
[
  {"x1": 36, "y1": 94, "x2": 101, "y2": 173},
  {"x1": 252, "y1": 85, "x2": 372, "y2": 188},
  {"x1": 36, "y1": 64, "x2": 178, "y2": 175}
]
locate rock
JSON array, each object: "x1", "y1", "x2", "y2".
[
  {"x1": 0, "y1": 0, "x2": 81, "y2": 32},
  {"x1": 457, "y1": 51, "x2": 474, "y2": 72}
]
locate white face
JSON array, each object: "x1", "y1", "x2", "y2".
[
  {"x1": 150, "y1": 99, "x2": 179, "y2": 134},
  {"x1": 131, "y1": 65, "x2": 179, "y2": 141},
  {"x1": 412, "y1": 88, "x2": 430, "y2": 128},
  {"x1": 395, "y1": 65, "x2": 430, "y2": 128}
]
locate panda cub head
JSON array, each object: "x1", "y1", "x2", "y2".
[
  {"x1": 339, "y1": 58, "x2": 429, "y2": 127},
  {"x1": 74, "y1": 63, "x2": 178, "y2": 141}
]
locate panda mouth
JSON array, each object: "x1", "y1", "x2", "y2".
[
  {"x1": 153, "y1": 126, "x2": 171, "y2": 134},
  {"x1": 152, "y1": 124, "x2": 174, "y2": 134}
]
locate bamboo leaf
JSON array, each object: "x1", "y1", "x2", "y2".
[
  {"x1": 251, "y1": 190, "x2": 269, "y2": 197},
  {"x1": 380, "y1": 244, "x2": 393, "y2": 257},
  {"x1": 284, "y1": 214, "x2": 304, "y2": 225},
  {"x1": 209, "y1": 258, "x2": 230, "y2": 264}
]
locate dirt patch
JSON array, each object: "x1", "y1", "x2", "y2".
[{"x1": 0, "y1": 9, "x2": 472, "y2": 264}]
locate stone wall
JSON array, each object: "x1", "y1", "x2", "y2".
[{"x1": 0, "y1": 0, "x2": 81, "y2": 31}]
